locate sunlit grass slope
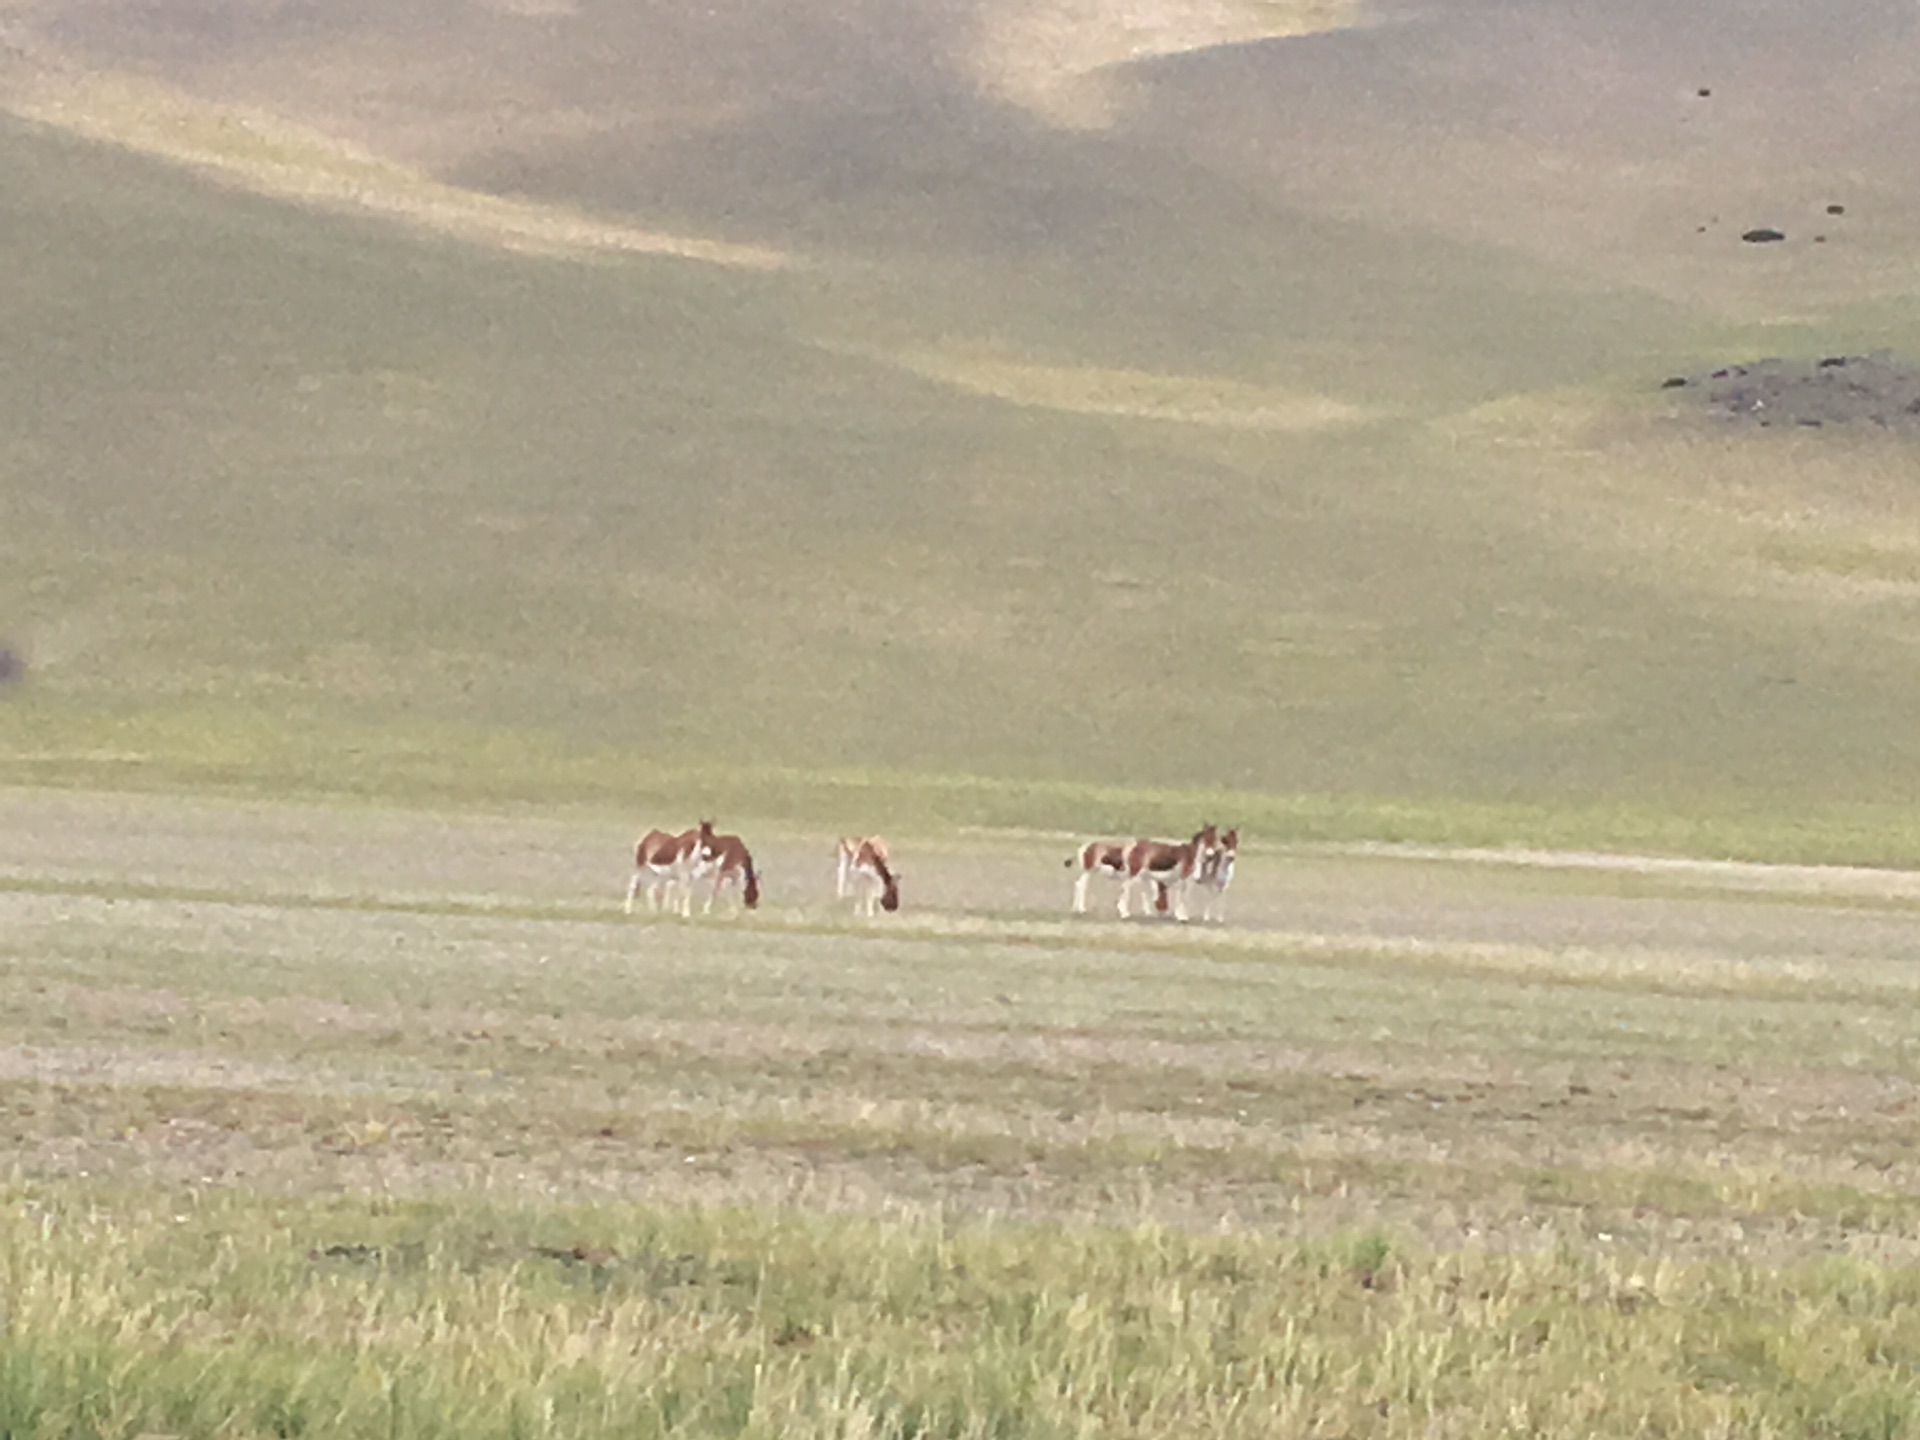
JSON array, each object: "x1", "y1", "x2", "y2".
[{"x1": 7, "y1": 110, "x2": 1920, "y2": 851}]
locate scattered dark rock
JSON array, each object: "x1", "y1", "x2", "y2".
[
  {"x1": 1697, "y1": 87, "x2": 1712, "y2": 98},
  {"x1": 1663, "y1": 352, "x2": 1920, "y2": 432},
  {"x1": 1741, "y1": 228, "x2": 1787, "y2": 244},
  {"x1": 1827, "y1": 203, "x2": 1846, "y2": 216}
]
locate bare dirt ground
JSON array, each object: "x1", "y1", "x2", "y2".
[{"x1": 5, "y1": 787, "x2": 1919, "y2": 1264}]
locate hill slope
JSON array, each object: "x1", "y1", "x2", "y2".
[{"x1": 5, "y1": 1, "x2": 1920, "y2": 853}]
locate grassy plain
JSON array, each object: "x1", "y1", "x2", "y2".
[
  {"x1": 6, "y1": 790, "x2": 1920, "y2": 1435},
  {"x1": 6, "y1": 5, "x2": 1920, "y2": 1430}
]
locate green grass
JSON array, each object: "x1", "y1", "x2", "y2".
[
  {"x1": 8, "y1": 107, "x2": 1920, "y2": 859},
  {"x1": 8, "y1": 1187, "x2": 1920, "y2": 1440},
  {"x1": 19, "y1": 690, "x2": 1920, "y2": 862},
  {"x1": 8, "y1": 791, "x2": 1920, "y2": 1434}
]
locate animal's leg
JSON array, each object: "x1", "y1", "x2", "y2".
[
  {"x1": 625, "y1": 872, "x2": 643, "y2": 915},
  {"x1": 1072, "y1": 871, "x2": 1091, "y2": 914}
]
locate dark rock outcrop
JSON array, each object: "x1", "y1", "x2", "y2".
[{"x1": 1661, "y1": 354, "x2": 1920, "y2": 431}]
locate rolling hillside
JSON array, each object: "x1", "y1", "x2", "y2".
[{"x1": 6, "y1": 0, "x2": 1920, "y2": 853}]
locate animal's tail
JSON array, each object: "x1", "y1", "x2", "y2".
[{"x1": 743, "y1": 857, "x2": 761, "y2": 909}]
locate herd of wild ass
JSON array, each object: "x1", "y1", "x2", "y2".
[{"x1": 625, "y1": 822, "x2": 1240, "y2": 923}]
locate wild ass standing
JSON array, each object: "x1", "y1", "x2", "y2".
[
  {"x1": 1068, "y1": 838, "x2": 1171, "y2": 915},
  {"x1": 624, "y1": 821, "x2": 715, "y2": 915},
  {"x1": 1119, "y1": 824, "x2": 1218, "y2": 922},
  {"x1": 692, "y1": 828, "x2": 761, "y2": 913},
  {"x1": 1194, "y1": 827, "x2": 1239, "y2": 923},
  {"x1": 836, "y1": 835, "x2": 900, "y2": 916}
]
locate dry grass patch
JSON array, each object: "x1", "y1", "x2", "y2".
[
  {"x1": 970, "y1": 0, "x2": 1364, "y2": 129},
  {"x1": 1436, "y1": 385, "x2": 1920, "y2": 610},
  {"x1": 1, "y1": 63, "x2": 791, "y2": 268},
  {"x1": 829, "y1": 342, "x2": 1382, "y2": 431}
]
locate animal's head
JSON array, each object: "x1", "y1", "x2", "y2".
[
  {"x1": 1202, "y1": 828, "x2": 1239, "y2": 883},
  {"x1": 696, "y1": 819, "x2": 719, "y2": 861},
  {"x1": 743, "y1": 863, "x2": 761, "y2": 909},
  {"x1": 881, "y1": 872, "x2": 902, "y2": 912}
]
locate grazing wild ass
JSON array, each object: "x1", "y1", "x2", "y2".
[
  {"x1": 692, "y1": 828, "x2": 761, "y2": 913},
  {"x1": 1195, "y1": 827, "x2": 1239, "y2": 922},
  {"x1": 1120, "y1": 824, "x2": 1218, "y2": 922},
  {"x1": 836, "y1": 835, "x2": 901, "y2": 916},
  {"x1": 624, "y1": 821, "x2": 715, "y2": 915}
]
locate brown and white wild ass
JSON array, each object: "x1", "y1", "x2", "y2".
[
  {"x1": 836, "y1": 835, "x2": 900, "y2": 916},
  {"x1": 624, "y1": 821, "x2": 715, "y2": 916},
  {"x1": 1068, "y1": 841, "x2": 1165, "y2": 915},
  {"x1": 691, "y1": 828, "x2": 761, "y2": 913},
  {"x1": 1194, "y1": 827, "x2": 1238, "y2": 923},
  {"x1": 1119, "y1": 824, "x2": 1218, "y2": 922},
  {"x1": 1068, "y1": 838, "x2": 1176, "y2": 915}
]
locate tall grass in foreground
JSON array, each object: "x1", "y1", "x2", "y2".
[{"x1": 6, "y1": 1185, "x2": 1920, "y2": 1439}]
